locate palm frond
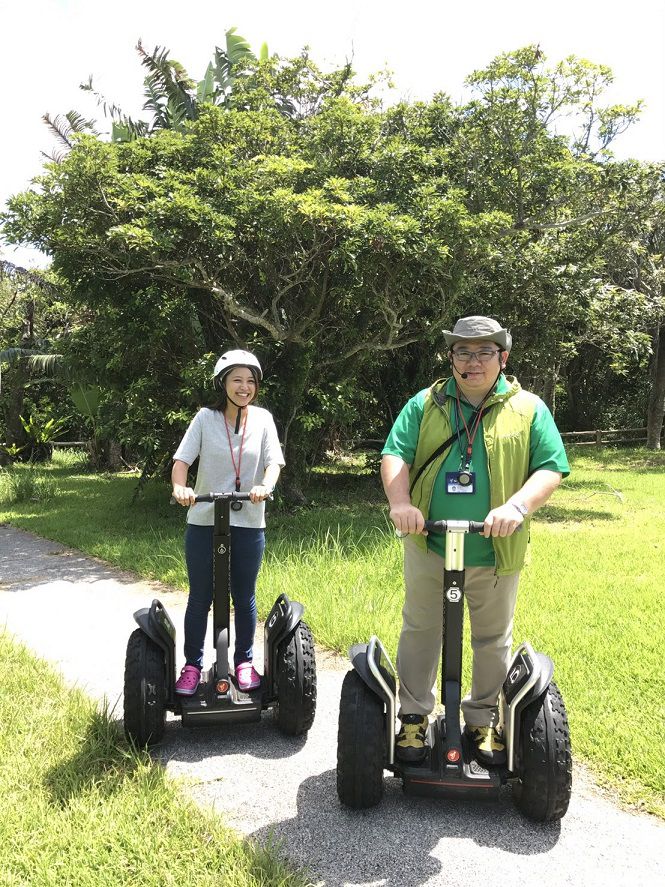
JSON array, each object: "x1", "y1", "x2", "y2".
[
  {"x1": 0, "y1": 347, "x2": 36, "y2": 365},
  {"x1": 136, "y1": 40, "x2": 198, "y2": 125},
  {"x1": 42, "y1": 113, "x2": 75, "y2": 150},
  {"x1": 65, "y1": 110, "x2": 100, "y2": 136},
  {"x1": 80, "y1": 75, "x2": 148, "y2": 140},
  {"x1": 27, "y1": 354, "x2": 65, "y2": 377},
  {"x1": 41, "y1": 111, "x2": 100, "y2": 162}
]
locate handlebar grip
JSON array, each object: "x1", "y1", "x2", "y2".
[
  {"x1": 423, "y1": 520, "x2": 446, "y2": 533},
  {"x1": 423, "y1": 519, "x2": 486, "y2": 534}
]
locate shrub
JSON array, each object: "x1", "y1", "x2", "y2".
[{"x1": 0, "y1": 468, "x2": 59, "y2": 504}]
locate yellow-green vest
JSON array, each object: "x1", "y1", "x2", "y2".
[{"x1": 409, "y1": 376, "x2": 538, "y2": 574}]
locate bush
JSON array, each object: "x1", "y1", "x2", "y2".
[{"x1": 0, "y1": 468, "x2": 59, "y2": 504}]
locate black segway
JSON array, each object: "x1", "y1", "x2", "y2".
[
  {"x1": 123, "y1": 492, "x2": 316, "y2": 746},
  {"x1": 336, "y1": 519, "x2": 572, "y2": 822}
]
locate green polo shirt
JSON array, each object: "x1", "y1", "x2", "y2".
[{"x1": 382, "y1": 376, "x2": 570, "y2": 564}]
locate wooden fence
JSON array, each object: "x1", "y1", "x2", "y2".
[
  {"x1": 559, "y1": 427, "x2": 663, "y2": 447},
  {"x1": 354, "y1": 427, "x2": 663, "y2": 452},
  {"x1": 51, "y1": 441, "x2": 88, "y2": 448},
  {"x1": 7, "y1": 429, "x2": 665, "y2": 453}
]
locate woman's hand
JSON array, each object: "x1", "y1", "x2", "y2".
[
  {"x1": 172, "y1": 484, "x2": 196, "y2": 506},
  {"x1": 249, "y1": 484, "x2": 272, "y2": 503}
]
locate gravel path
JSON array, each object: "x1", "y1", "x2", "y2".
[{"x1": 1, "y1": 525, "x2": 663, "y2": 887}]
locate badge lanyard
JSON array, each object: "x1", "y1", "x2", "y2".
[
  {"x1": 454, "y1": 390, "x2": 484, "y2": 473},
  {"x1": 224, "y1": 412, "x2": 247, "y2": 493}
]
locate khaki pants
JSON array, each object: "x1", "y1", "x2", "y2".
[{"x1": 396, "y1": 537, "x2": 520, "y2": 727}]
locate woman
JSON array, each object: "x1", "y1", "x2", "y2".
[{"x1": 171, "y1": 349, "x2": 285, "y2": 694}]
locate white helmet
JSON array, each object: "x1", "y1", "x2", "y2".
[{"x1": 213, "y1": 349, "x2": 263, "y2": 383}]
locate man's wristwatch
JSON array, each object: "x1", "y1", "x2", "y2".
[{"x1": 510, "y1": 501, "x2": 529, "y2": 517}]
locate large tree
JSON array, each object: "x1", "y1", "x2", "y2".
[
  {"x1": 439, "y1": 46, "x2": 659, "y2": 424},
  {"x1": 3, "y1": 55, "x2": 471, "y2": 493}
]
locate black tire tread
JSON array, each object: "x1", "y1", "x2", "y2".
[
  {"x1": 123, "y1": 628, "x2": 167, "y2": 747},
  {"x1": 336, "y1": 670, "x2": 385, "y2": 808},
  {"x1": 513, "y1": 680, "x2": 572, "y2": 822},
  {"x1": 274, "y1": 621, "x2": 317, "y2": 736}
]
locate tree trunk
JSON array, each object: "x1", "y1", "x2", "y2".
[
  {"x1": 564, "y1": 357, "x2": 580, "y2": 429},
  {"x1": 646, "y1": 322, "x2": 665, "y2": 449},
  {"x1": 538, "y1": 363, "x2": 559, "y2": 416},
  {"x1": 269, "y1": 342, "x2": 314, "y2": 506},
  {"x1": 3, "y1": 360, "x2": 29, "y2": 451}
]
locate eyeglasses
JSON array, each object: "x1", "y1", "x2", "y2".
[{"x1": 451, "y1": 348, "x2": 502, "y2": 363}]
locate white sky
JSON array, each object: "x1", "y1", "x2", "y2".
[{"x1": 1, "y1": 0, "x2": 663, "y2": 268}]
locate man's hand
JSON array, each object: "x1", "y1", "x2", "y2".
[
  {"x1": 389, "y1": 503, "x2": 427, "y2": 536},
  {"x1": 172, "y1": 484, "x2": 196, "y2": 506},
  {"x1": 483, "y1": 503, "x2": 524, "y2": 538}
]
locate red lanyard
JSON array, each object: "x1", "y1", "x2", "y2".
[
  {"x1": 224, "y1": 412, "x2": 247, "y2": 492},
  {"x1": 455, "y1": 389, "x2": 484, "y2": 466}
]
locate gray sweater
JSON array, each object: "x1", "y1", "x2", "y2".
[{"x1": 173, "y1": 406, "x2": 285, "y2": 528}]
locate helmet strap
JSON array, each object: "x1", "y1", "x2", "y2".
[{"x1": 226, "y1": 397, "x2": 246, "y2": 433}]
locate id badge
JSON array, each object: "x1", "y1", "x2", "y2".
[{"x1": 446, "y1": 471, "x2": 476, "y2": 494}]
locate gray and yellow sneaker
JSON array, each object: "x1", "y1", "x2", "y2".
[
  {"x1": 464, "y1": 724, "x2": 506, "y2": 767},
  {"x1": 396, "y1": 714, "x2": 429, "y2": 763}
]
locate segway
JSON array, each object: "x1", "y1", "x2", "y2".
[
  {"x1": 123, "y1": 492, "x2": 316, "y2": 746},
  {"x1": 336, "y1": 519, "x2": 572, "y2": 822}
]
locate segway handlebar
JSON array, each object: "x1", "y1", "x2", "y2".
[
  {"x1": 170, "y1": 492, "x2": 272, "y2": 505},
  {"x1": 423, "y1": 519, "x2": 485, "y2": 534},
  {"x1": 193, "y1": 492, "x2": 253, "y2": 503}
]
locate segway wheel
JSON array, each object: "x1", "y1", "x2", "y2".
[
  {"x1": 512, "y1": 680, "x2": 572, "y2": 822},
  {"x1": 123, "y1": 629, "x2": 167, "y2": 747},
  {"x1": 273, "y1": 621, "x2": 317, "y2": 736},
  {"x1": 336, "y1": 670, "x2": 386, "y2": 809}
]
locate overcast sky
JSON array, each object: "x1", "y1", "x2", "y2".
[{"x1": 1, "y1": 0, "x2": 663, "y2": 268}]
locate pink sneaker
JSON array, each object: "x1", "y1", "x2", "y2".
[
  {"x1": 175, "y1": 664, "x2": 201, "y2": 696},
  {"x1": 236, "y1": 661, "x2": 261, "y2": 691}
]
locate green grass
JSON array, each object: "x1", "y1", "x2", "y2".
[
  {"x1": 0, "y1": 632, "x2": 312, "y2": 887},
  {"x1": 1, "y1": 447, "x2": 664, "y2": 818}
]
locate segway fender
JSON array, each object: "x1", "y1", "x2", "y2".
[
  {"x1": 350, "y1": 644, "x2": 392, "y2": 707},
  {"x1": 502, "y1": 642, "x2": 555, "y2": 773},
  {"x1": 133, "y1": 599, "x2": 177, "y2": 701},
  {"x1": 263, "y1": 593, "x2": 305, "y2": 695},
  {"x1": 350, "y1": 637, "x2": 398, "y2": 765}
]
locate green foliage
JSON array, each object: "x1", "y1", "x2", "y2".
[
  {"x1": 3, "y1": 41, "x2": 664, "y2": 479},
  {"x1": 0, "y1": 467, "x2": 59, "y2": 504},
  {"x1": 20, "y1": 413, "x2": 68, "y2": 445},
  {"x1": 69, "y1": 383, "x2": 101, "y2": 419}
]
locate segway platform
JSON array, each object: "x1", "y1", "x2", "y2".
[
  {"x1": 400, "y1": 719, "x2": 502, "y2": 800},
  {"x1": 179, "y1": 666, "x2": 263, "y2": 727}
]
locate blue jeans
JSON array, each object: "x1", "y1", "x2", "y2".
[{"x1": 183, "y1": 524, "x2": 266, "y2": 669}]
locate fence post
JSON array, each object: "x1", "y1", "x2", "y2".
[{"x1": 595, "y1": 430, "x2": 602, "y2": 447}]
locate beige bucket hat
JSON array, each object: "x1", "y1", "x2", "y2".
[{"x1": 442, "y1": 316, "x2": 512, "y2": 351}]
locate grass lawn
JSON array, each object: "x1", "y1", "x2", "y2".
[
  {"x1": 1, "y1": 447, "x2": 664, "y2": 819},
  {"x1": 0, "y1": 632, "x2": 312, "y2": 886}
]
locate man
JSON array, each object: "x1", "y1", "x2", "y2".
[{"x1": 381, "y1": 316, "x2": 570, "y2": 767}]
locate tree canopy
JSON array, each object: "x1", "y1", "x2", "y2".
[{"x1": 2, "y1": 38, "x2": 664, "y2": 486}]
